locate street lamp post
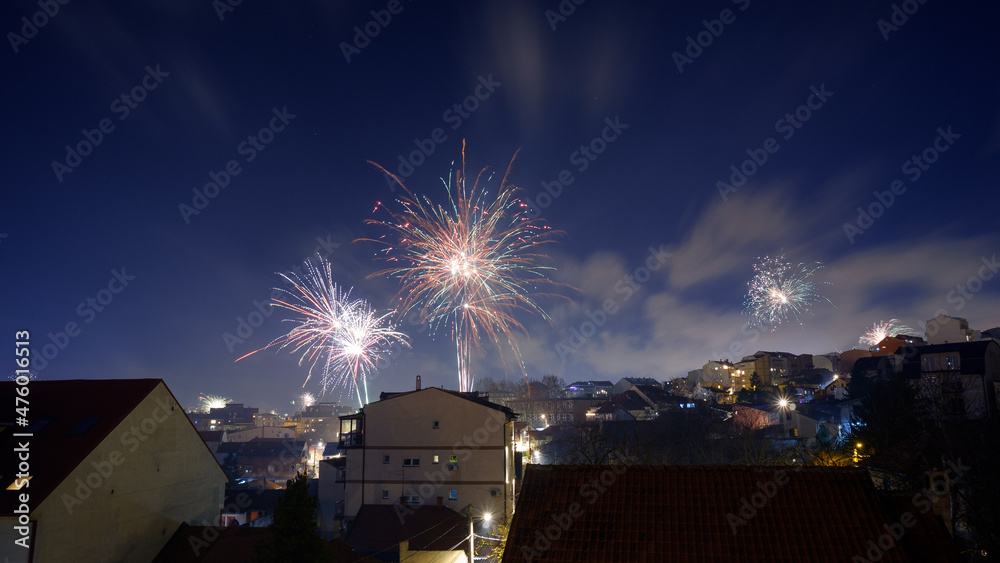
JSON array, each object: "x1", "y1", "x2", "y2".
[{"x1": 467, "y1": 506, "x2": 492, "y2": 562}]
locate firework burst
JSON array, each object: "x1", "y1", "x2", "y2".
[
  {"x1": 364, "y1": 142, "x2": 563, "y2": 392},
  {"x1": 859, "y1": 319, "x2": 915, "y2": 347},
  {"x1": 299, "y1": 391, "x2": 317, "y2": 409},
  {"x1": 236, "y1": 256, "x2": 409, "y2": 407},
  {"x1": 744, "y1": 254, "x2": 830, "y2": 329},
  {"x1": 199, "y1": 394, "x2": 232, "y2": 412}
]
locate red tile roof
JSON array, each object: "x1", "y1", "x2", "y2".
[
  {"x1": 503, "y1": 465, "x2": 957, "y2": 562},
  {"x1": 0, "y1": 379, "x2": 162, "y2": 514},
  {"x1": 152, "y1": 523, "x2": 363, "y2": 562},
  {"x1": 346, "y1": 504, "x2": 469, "y2": 556}
]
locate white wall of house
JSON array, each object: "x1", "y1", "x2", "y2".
[{"x1": 28, "y1": 383, "x2": 227, "y2": 563}]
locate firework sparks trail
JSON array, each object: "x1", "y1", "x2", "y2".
[
  {"x1": 363, "y1": 141, "x2": 564, "y2": 392},
  {"x1": 235, "y1": 256, "x2": 409, "y2": 408},
  {"x1": 744, "y1": 254, "x2": 830, "y2": 330},
  {"x1": 199, "y1": 394, "x2": 232, "y2": 412},
  {"x1": 859, "y1": 319, "x2": 915, "y2": 347}
]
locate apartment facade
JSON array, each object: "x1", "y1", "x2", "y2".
[{"x1": 338, "y1": 382, "x2": 518, "y2": 526}]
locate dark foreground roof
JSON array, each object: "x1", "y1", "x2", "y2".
[
  {"x1": 346, "y1": 504, "x2": 468, "y2": 560},
  {"x1": 152, "y1": 523, "x2": 362, "y2": 562},
  {"x1": 503, "y1": 465, "x2": 957, "y2": 563}
]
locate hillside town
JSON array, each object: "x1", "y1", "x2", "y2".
[{"x1": 2, "y1": 313, "x2": 997, "y2": 561}]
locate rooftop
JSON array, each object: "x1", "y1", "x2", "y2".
[{"x1": 503, "y1": 464, "x2": 956, "y2": 562}]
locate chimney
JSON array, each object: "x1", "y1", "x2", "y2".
[{"x1": 416, "y1": 375, "x2": 421, "y2": 391}]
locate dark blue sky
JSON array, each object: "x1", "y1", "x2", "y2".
[{"x1": 3, "y1": 0, "x2": 998, "y2": 413}]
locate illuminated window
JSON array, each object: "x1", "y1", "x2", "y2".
[
  {"x1": 449, "y1": 490, "x2": 458, "y2": 500},
  {"x1": 432, "y1": 455, "x2": 439, "y2": 464},
  {"x1": 449, "y1": 455, "x2": 458, "y2": 463}
]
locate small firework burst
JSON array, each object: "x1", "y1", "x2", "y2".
[
  {"x1": 199, "y1": 394, "x2": 232, "y2": 412},
  {"x1": 299, "y1": 391, "x2": 317, "y2": 409},
  {"x1": 744, "y1": 254, "x2": 830, "y2": 329},
  {"x1": 859, "y1": 319, "x2": 915, "y2": 347}
]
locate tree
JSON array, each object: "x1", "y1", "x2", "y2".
[
  {"x1": 540, "y1": 374, "x2": 567, "y2": 398},
  {"x1": 478, "y1": 515, "x2": 510, "y2": 560},
  {"x1": 748, "y1": 371, "x2": 762, "y2": 392},
  {"x1": 252, "y1": 472, "x2": 331, "y2": 563},
  {"x1": 222, "y1": 452, "x2": 241, "y2": 483}
]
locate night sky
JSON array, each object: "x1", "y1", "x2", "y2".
[{"x1": 3, "y1": 0, "x2": 998, "y2": 413}]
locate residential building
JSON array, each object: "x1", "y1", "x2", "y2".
[
  {"x1": 902, "y1": 340, "x2": 1000, "y2": 420},
  {"x1": 737, "y1": 351, "x2": 793, "y2": 387},
  {"x1": 872, "y1": 335, "x2": 926, "y2": 356},
  {"x1": 852, "y1": 356, "x2": 897, "y2": 383},
  {"x1": 612, "y1": 377, "x2": 660, "y2": 395},
  {"x1": 225, "y1": 425, "x2": 297, "y2": 443},
  {"x1": 699, "y1": 360, "x2": 736, "y2": 389},
  {"x1": 504, "y1": 396, "x2": 604, "y2": 427},
  {"x1": 338, "y1": 377, "x2": 518, "y2": 526},
  {"x1": 502, "y1": 465, "x2": 957, "y2": 562},
  {"x1": 189, "y1": 403, "x2": 260, "y2": 432},
  {"x1": 215, "y1": 438, "x2": 309, "y2": 483},
  {"x1": 319, "y1": 456, "x2": 347, "y2": 537},
  {"x1": 565, "y1": 380, "x2": 613, "y2": 398},
  {"x1": 253, "y1": 411, "x2": 284, "y2": 427},
  {"x1": 0, "y1": 379, "x2": 227, "y2": 563},
  {"x1": 839, "y1": 348, "x2": 873, "y2": 375},
  {"x1": 925, "y1": 315, "x2": 977, "y2": 345}
]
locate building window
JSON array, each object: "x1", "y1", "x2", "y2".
[
  {"x1": 449, "y1": 455, "x2": 458, "y2": 463},
  {"x1": 383, "y1": 455, "x2": 390, "y2": 464},
  {"x1": 405, "y1": 494, "x2": 420, "y2": 505},
  {"x1": 449, "y1": 490, "x2": 458, "y2": 500},
  {"x1": 433, "y1": 420, "x2": 440, "y2": 429},
  {"x1": 382, "y1": 490, "x2": 390, "y2": 499},
  {"x1": 403, "y1": 458, "x2": 420, "y2": 467},
  {"x1": 432, "y1": 455, "x2": 439, "y2": 464}
]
